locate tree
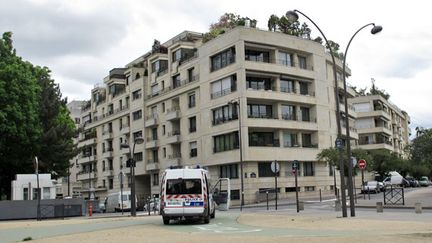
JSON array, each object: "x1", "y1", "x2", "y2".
[
  {"x1": 0, "y1": 32, "x2": 42, "y2": 199},
  {"x1": 317, "y1": 147, "x2": 371, "y2": 176},
  {"x1": 369, "y1": 79, "x2": 390, "y2": 100},
  {"x1": 0, "y1": 32, "x2": 77, "y2": 199},
  {"x1": 203, "y1": 13, "x2": 257, "y2": 43},
  {"x1": 267, "y1": 14, "x2": 279, "y2": 31},
  {"x1": 409, "y1": 128, "x2": 432, "y2": 178}
]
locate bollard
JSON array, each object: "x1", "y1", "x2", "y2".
[
  {"x1": 376, "y1": 202, "x2": 383, "y2": 213},
  {"x1": 415, "y1": 202, "x2": 422, "y2": 214},
  {"x1": 319, "y1": 189, "x2": 322, "y2": 202},
  {"x1": 335, "y1": 200, "x2": 341, "y2": 211},
  {"x1": 299, "y1": 201, "x2": 304, "y2": 211},
  {"x1": 368, "y1": 190, "x2": 371, "y2": 200},
  {"x1": 89, "y1": 202, "x2": 93, "y2": 217},
  {"x1": 266, "y1": 191, "x2": 269, "y2": 210}
]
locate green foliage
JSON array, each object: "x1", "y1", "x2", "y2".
[
  {"x1": 267, "y1": 14, "x2": 279, "y2": 31},
  {"x1": 202, "y1": 13, "x2": 257, "y2": 43},
  {"x1": 0, "y1": 32, "x2": 77, "y2": 199},
  {"x1": 409, "y1": 128, "x2": 432, "y2": 178},
  {"x1": 317, "y1": 147, "x2": 371, "y2": 175},
  {"x1": 369, "y1": 79, "x2": 390, "y2": 100}
]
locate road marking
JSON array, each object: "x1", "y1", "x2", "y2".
[{"x1": 193, "y1": 223, "x2": 262, "y2": 234}]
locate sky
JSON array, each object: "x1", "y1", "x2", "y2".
[{"x1": 1, "y1": 0, "x2": 431, "y2": 132}]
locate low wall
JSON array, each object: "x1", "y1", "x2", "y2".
[{"x1": 0, "y1": 198, "x2": 85, "y2": 220}]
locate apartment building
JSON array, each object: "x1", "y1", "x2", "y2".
[
  {"x1": 74, "y1": 26, "x2": 367, "y2": 205},
  {"x1": 350, "y1": 95, "x2": 411, "y2": 158}
]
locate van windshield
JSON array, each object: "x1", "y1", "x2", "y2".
[{"x1": 166, "y1": 179, "x2": 202, "y2": 194}]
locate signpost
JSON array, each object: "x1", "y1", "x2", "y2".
[
  {"x1": 271, "y1": 161, "x2": 280, "y2": 210},
  {"x1": 118, "y1": 171, "x2": 124, "y2": 215},
  {"x1": 34, "y1": 157, "x2": 41, "y2": 221},
  {"x1": 351, "y1": 157, "x2": 357, "y2": 203},
  {"x1": 335, "y1": 138, "x2": 344, "y2": 150},
  {"x1": 358, "y1": 159, "x2": 367, "y2": 200},
  {"x1": 293, "y1": 160, "x2": 300, "y2": 213}
]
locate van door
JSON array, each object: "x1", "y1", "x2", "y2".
[{"x1": 165, "y1": 178, "x2": 185, "y2": 215}]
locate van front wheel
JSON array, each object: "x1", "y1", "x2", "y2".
[{"x1": 163, "y1": 217, "x2": 170, "y2": 225}]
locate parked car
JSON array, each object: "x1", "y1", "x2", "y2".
[
  {"x1": 401, "y1": 178, "x2": 411, "y2": 187},
  {"x1": 406, "y1": 177, "x2": 420, "y2": 187},
  {"x1": 362, "y1": 181, "x2": 380, "y2": 194},
  {"x1": 98, "y1": 200, "x2": 106, "y2": 213},
  {"x1": 419, "y1": 176, "x2": 430, "y2": 187},
  {"x1": 377, "y1": 182, "x2": 385, "y2": 192},
  {"x1": 383, "y1": 171, "x2": 405, "y2": 187}
]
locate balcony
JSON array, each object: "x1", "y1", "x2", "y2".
[
  {"x1": 77, "y1": 171, "x2": 97, "y2": 181},
  {"x1": 77, "y1": 155, "x2": 96, "y2": 164},
  {"x1": 166, "y1": 107, "x2": 181, "y2": 121},
  {"x1": 120, "y1": 125, "x2": 130, "y2": 134},
  {"x1": 145, "y1": 138, "x2": 158, "y2": 149},
  {"x1": 102, "y1": 169, "x2": 114, "y2": 177},
  {"x1": 102, "y1": 130, "x2": 113, "y2": 140},
  {"x1": 167, "y1": 154, "x2": 182, "y2": 167},
  {"x1": 166, "y1": 131, "x2": 181, "y2": 144},
  {"x1": 146, "y1": 161, "x2": 159, "y2": 171},
  {"x1": 145, "y1": 115, "x2": 158, "y2": 128},
  {"x1": 102, "y1": 149, "x2": 113, "y2": 158}
]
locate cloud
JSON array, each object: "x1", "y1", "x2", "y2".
[{"x1": 0, "y1": 0, "x2": 131, "y2": 58}]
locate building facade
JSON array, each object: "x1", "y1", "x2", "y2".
[
  {"x1": 74, "y1": 26, "x2": 404, "y2": 205},
  {"x1": 350, "y1": 95, "x2": 411, "y2": 158}
]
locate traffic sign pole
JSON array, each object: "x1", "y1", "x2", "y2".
[{"x1": 293, "y1": 160, "x2": 299, "y2": 213}]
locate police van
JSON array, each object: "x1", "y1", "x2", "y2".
[{"x1": 160, "y1": 167, "x2": 216, "y2": 225}]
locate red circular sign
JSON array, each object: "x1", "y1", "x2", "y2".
[{"x1": 358, "y1": 159, "x2": 367, "y2": 170}]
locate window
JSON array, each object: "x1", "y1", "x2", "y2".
[
  {"x1": 102, "y1": 180, "x2": 106, "y2": 188},
  {"x1": 151, "y1": 84, "x2": 159, "y2": 97},
  {"x1": 108, "y1": 159, "x2": 113, "y2": 170},
  {"x1": 220, "y1": 164, "x2": 238, "y2": 179},
  {"x1": 283, "y1": 132, "x2": 298, "y2": 147},
  {"x1": 152, "y1": 149, "x2": 159, "y2": 163},
  {"x1": 230, "y1": 190, "x2": 240, "y2": 200},
  {"x1": 151, "y1": 128, "x2": 158, "y2": 140},
  {"x1": 133, "y1": 131, "x2": 142, "y2": 141},
  {"x1": 172, "y1": 74, "x2": 181, "y2": 89},
  {"x1": 299, "y1": 82, "x2": 309, "y2": 95},
  {"x1": 249, "y1": 132, "x2": 277, "y2": 147},
  {"x1": 153, "y1": 173, "x2": 159, "y2": 186},
  {"x1": 166, "y1": 179, "x2": 202, "y2": 194},
  {"x1": 258, "y1": 162, "x2": 278, "y2": 177},
  {"x1": 188, "y1": 93, "x2": 196, "y2": 108},
  {"x1": 188, "y1": 67, "x2": 195, "y2": 82},
  {"x1": 213, "y1": 131, "x2": 239, "y2": 153},
  {"x1": 329, "y1": 164, "x2": 334, "y2": 176},
  {"x1": 32, "y1": 188, "x2": 39, "y2": 200},
  {"x1": 134, "y1": 152, "x2": 143, "y2": 162},
  {"x1": 211, "y1": 47, "x2": 235, "y2": 71},
  {"x1": 246, "y1": 76, "x2": 271, "y2": 90},
  {"x1": 163, "y1": 147, "x2": 166, "y2": 158},
  {"x1": 132, "y1": 89, "x2": 142, "y2": 100},
  {"x1": 162, "y1": 125, "x2": 166, "y2": 135},
  {"x1": 109, "y1": 178, "x2": 113, "y2": 189},
  {"x1": 211, "y1": 75, "x2": 237, "y2": 99},
  {"x1": 132, "y1": 110, "x2": 142, "y2": 120},
  {"x1": 303, "y1": 162, "x2": 314, "y2": 176},
  {"x1": 280, "y1": 79, "x2": 295, "y2": 93},
  {"x1": 43, "y1": 187, "x2": 50, "y2": 199},
  {"x1": 190, "y1": 141, "x2": 197, "y2": 157},
  {"x1": 278, "y1": 51, "x2": 293, "y2": 66},
  {"x1": 305, "y1": 186, "x2": 315, "y2": 192},
  {"x1": 212, "y1": 104, "x2": 238, "y2": 125},
  {"x1": 23, "y1": 188, "x2": 29, "y2": 200},
  {"x1": 298, "y1": 56, "x2": 307, "y2": 69},
  {"x1": 285, "y1": 187, "x2": 299, "y2": 192},
  {"x1": 173, "y1": 49, "x2": 182, "y2": 62},
  {"x1": 245, "y1": 49, "x2": 269, "y2": 62},
  {"x1": 281, "y1": 105, "x2": 296, "y2": 120},
  {"x1": 151, "y1": 60, "x2": 168, "y2": 74},
  {"x1": 162, "y1": 102, "x2": 165, "y2": 112},
  {"x1": 301, "y1": 107, "x2": 310, "y2": 121},
  {"x1": 102, "y1": 160, "x2": 106, "y2": 171},
  {"x1": 189, "y1": 116, "x2": 197, "y2": 133},
  {"x1": 247, "y1": 104, "x2": 273, "y2": 118},
  {"x1": 302, "y1": 133, "x2": 313, "y2": 147}
]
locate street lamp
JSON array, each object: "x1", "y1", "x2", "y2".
[
  {"x1": 286, "y1": 9, "x2": 348, "y2": 217},
  {"x1": 342, "y1": 23, "x2": 382, "y2": 217},
  {"x1": 120, "y1": 137, "x2": 144, "y2": 217},
  {"x1": 228, "y1": 99, "x2": 244, "y2": 211}
]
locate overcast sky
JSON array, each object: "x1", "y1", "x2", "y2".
[{"x1": 1, "y1": 0, "x2": 431, "y2": 132}]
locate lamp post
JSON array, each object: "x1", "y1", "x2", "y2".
[
  {"x1": 228, "y1": 99, "x2": 244, "y2": 211},
  {"x1": 120, "y1": 137, "x2": 144, "y2": 217},
  {"x1": 286, "y1": 9, "x2": 348, "y2": 217},
  {"x1": 342, "y1": 23, "x2": 382, "y2": 217}
]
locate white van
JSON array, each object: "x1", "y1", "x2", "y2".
[
  {"x1": 160, "y1": 168, "x2": 216, "y2": 225},
  {"x1": 383, "y1": 171, "x2": 403, "y2": 187},
  {"x1": 105, "y1": 191, "x2": 136, "y2": 213}
]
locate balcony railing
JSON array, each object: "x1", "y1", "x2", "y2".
[{"x1": 249, "y1": 139, "x2": 280, "y2": 147}]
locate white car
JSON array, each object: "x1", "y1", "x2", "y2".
[{"x1": 362, "y1": 181, "x2": 379, "y2": 193}]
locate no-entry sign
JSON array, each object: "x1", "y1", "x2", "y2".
[{"x1": 358, "y1": 159, "x2": 367, "y2": 170}]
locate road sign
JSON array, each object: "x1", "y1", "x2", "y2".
[
  {"x1": 335, "y1": 138, "x2": 344, "y2": 149},
  {"x1": 358, "y1": 159, "x2": 367, "y2": 170},
  {"x1": 271, "y1": 161, "x2": 280, "y2": 173},
  {"x1": 292, "y1": 160, "x2": 299, "y2": 169}
]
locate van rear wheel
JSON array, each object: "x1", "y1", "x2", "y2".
[
  {"x1": 163, "y1": 217, "x2": 170, "y2": 225},
  {"x1": 203, "y1": 208, "x2": 210, "y2": 224}
]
